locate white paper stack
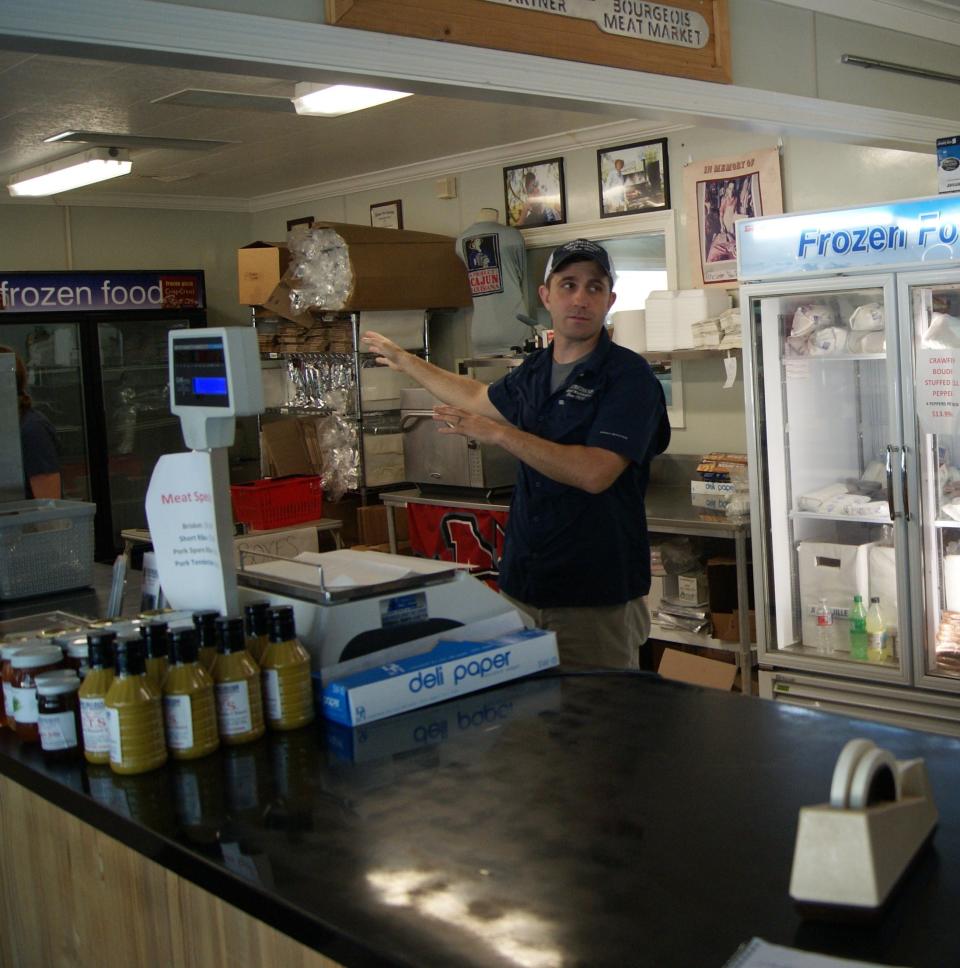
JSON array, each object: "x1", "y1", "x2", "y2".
[
  {"x1": 718, "y1": 308, "x2": 742, "y2": 349},
  {"x1": 675, "y1": 289, "x2": 732, "y2": 348},
  {"x1": 644, "y1": 291, "x2": 676, "y2": 351},
  {"x1": 692, "y1": 317, "x2": 722, "y2": 348}
]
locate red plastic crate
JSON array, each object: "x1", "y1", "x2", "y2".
[{"x1": 230, "y1": 475, "x2": 323, "y2": 531}]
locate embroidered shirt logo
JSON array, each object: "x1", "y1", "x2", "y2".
[{"x1": 564, "y1": 384, "x2": 594, "y2": 401}]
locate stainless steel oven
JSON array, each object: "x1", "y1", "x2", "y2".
[{"x1": 400, "y1": 387, "x2": 516, "y2": 492}]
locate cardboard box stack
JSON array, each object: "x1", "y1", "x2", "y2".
[{"x1": 248, "y1": 222, "x2": 471, "y2": 324}]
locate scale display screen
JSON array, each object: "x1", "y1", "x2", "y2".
[{"x1": 172, "y1": 336, "x2": 230, "y2": 408}]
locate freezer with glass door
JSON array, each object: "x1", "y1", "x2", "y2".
[{"x1": 737, "y1": 195, "x2": 960, "y2": 734}]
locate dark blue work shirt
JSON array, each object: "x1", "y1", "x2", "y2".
[{"x1": 487, "y1": 327, "x2": 670, "y2": 608}]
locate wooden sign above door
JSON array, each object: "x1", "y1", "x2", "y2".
[{"x1": 325, "y1": 0, "x2": 731, "y2": 84}]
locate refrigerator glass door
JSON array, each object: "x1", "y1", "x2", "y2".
[
  {"x1": 97, "y1": 318, "x2": 188, "y2": 544},
  {"x1": 904, "y1": 277, "x2": 960, "y2": 690},
  {"x1": 750, "y1": 277, "x2": 908, "y2": 681},
  {"x1": 0, "y1": 321, "x2": 90, "y2": 502}
]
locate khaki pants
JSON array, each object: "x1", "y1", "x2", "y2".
[{"x1": 502, "y1": 592, "x2": 651, "y2": 670}]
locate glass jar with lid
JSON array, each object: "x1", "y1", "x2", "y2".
[
  {"x1": 37, "y1": 674, "x2": 82, "y2": 761},
  {"x1": 1, "y1": 642, "x2": 34, "y2": 729},
  {"x1": 10, "y1": 646, "x2": 65, "y2": 742}
]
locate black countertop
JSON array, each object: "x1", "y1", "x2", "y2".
[{"x1": 2, "y1": 669, "x2": 959, "y2": 967}]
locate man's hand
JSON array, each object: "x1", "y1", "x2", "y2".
[
  {"x1": 433, "y1": 405, "x2": 502, "y2": 445},
  {"x1": 360, "y1": 331, "x2": 407, "y2": 370},
  {"x1": 434, "y1": 405, "x2": 628, "y2": 494}
]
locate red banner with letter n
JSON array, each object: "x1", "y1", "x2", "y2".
[{"x1": 407, "y1": 504, "x2": 509, "y2": 590}]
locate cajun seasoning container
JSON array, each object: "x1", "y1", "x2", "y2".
[
  {"x1": 212, "y1": 616, "x2": 265, "y2": 746},
  {"x1": 10, "y1": 645, "x2": 65, "y2": 743},
  {"x1": 163, "y1": 628, "x2": 219, "y2": 760},
  {"x1": 105, "y1": 638, "x2": 167, "y2": 775},
  {"x1": 192, "y1": 610, "x2": 220, "y2": 673},
  {"x1": 260, "y1": 606, "x2": 314, "y2": 732},
  {"x1": 141, "y1": 621, "x2": 170, "y2": 691},
  {"x1": 37, "y1": 674, "x2": 83, "y2": 761},
  {"x1": 243, "y1": 601, "x2": 271, "y2": 665}
]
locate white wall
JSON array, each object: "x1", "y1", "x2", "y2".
[{"x1": 0, "y1": 204, "x2": 252, "y2": 327}]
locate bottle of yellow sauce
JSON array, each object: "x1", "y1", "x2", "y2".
[
  {"x1": 104, "y1": 638, "x2": 167, "y2": 775},
  {"x1": 243, "y1": 601, "x2": 271, "y2": 665},
  {"x1": 260, "y1": 606, "x2": 314, "y2": 731},
  {"x1": 79, "y1": 631, "x2": 117, "y2": 765},
  {"x1": 140, "y1": 621, "x2": 169, "y2": 692},
  {"x1": 192, "y1": 610, "x2": 220, "y2": 673},
  {"x1": 212, "y1": 616, "x2": 265, "y2": 746},
  {"x1": 164, "y1": 628, "x2": 220, "y2": 760}
]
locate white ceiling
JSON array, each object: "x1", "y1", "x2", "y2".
[{"x1": 0, "y1": 49, "x2": 636, "y2": 205}]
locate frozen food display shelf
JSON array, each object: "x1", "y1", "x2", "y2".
[
  {"x1": 791, "y1": 510, "x2": 893, "y2": 524},
  {"x1": 780, "y1": 353, "x2": 886, "y2": 364}
]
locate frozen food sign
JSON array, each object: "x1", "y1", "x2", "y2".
[
  {"x1": 0, "y1": 270, "x2": 205, "y2": 313},
  {"x1": 737, "y1": 196, "x2": 960, "y2": 281},
  {"x1": 481, "y1": 0, "x2": 709, "y2": 48}
]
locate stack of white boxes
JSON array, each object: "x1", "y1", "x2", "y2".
[
  {"x1": 644, "y1": 288, "x2": 733, "y2": 351},
  {"x1": 644, "y1": 291, "x2": 677, "y2": 351}
]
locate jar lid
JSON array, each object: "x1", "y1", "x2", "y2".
[
  {"x1": 11, "y1": 646, "x2": 64, "y2": 669},
  {"x1": 37, "y1": 677, "x2": 81, "y2": 696},
  {"x1": 64, "y1": 636, "x2": 90, "y2": 658},
  {"x1": 1, "y1": 643, "x2": 30, "y2": 660}
]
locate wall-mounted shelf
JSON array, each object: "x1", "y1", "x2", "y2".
[{"x1": 645, "y1": 347, "x2": 742, "y2": 361}]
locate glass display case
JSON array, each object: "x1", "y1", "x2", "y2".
[{"x1": 738, "y1": 196, "x2": 960, "y2": 732}]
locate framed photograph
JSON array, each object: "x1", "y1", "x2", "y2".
[
  {"x1": 370, "y1": 199, "x2": 403, "y2": 230},
  {"x1": 286, "y1": 215, "x2": 314, "y2": 232},
  {"x1": 503, "y1": 158, "x2": 565, "y2": 228},
  {"x1": 597, "y1": 138, "x2": 670, "y2": 218},
  {"x1": 683, "y1": 147, "x2": 784, "y2": 286}
]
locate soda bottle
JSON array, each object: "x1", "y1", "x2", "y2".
[
  {"x1": 849, "y1": 594, "x2": 868, "y2": 661},
  {"x1": 815, "y1": 598, "x2": 834, "y2": 653},
  {"x1": 866, "y1": 596, "x2": 890, "y2": 663}
]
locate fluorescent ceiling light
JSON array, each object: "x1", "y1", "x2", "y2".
[
  {"x1": 7, "y1": 147, "x2": 132, "y2": 197},
  {"x1": 292, "y1": 83, "x2": 411, "y2": 117}
]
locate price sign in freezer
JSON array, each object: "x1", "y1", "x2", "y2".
[{"x1": 917, "y1": 348, "x2": 960, "y2": 435}]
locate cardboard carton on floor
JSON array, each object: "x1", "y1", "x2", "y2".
[
  {"x1": 712, "y1": 609, "x2": 757, "y2": 643},
  {"x1": 658, "y1": 647, "x2": 736, "y2": 691}
]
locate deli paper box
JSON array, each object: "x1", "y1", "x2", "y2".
[{"x1": 321, "y1": 628, "x2": 559, "y2": 727}]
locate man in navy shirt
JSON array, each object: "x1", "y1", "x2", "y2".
[{"x1": 362, "y1": 239, "x2": 669, "y2": 668}]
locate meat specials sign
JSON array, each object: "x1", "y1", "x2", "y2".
[{"x1": 325, "y1": 0, "x2": 731, "y2": 83}]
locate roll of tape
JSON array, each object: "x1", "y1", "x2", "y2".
[
  {"x1": 829, "y1": 738, "x2": 876, "y2": 809},
  {"x1": 848, "y1": 748, "x2": 899, "y2": 810}
]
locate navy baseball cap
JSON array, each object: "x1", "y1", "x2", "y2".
[{"x1": 543, "y1": 239, "x2": 615, "y2": 284}]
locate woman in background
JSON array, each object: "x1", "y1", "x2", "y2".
[{"x1": 0, "y1": 345, "x2": 61, "y2": 499}]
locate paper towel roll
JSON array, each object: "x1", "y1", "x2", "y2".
[{"x1": 612, "y1": 309, "x2": 646, "y2": 354}]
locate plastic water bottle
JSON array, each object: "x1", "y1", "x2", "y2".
[
  {"x1": 849, "y1": 594, "x2": 868, "y2": 661},
  {"x1": 815, "y1": 598, "x2": 834, "y2": 653},
  {"x1": 866, "y1": 596, "x2": 890, "y2": 663}
]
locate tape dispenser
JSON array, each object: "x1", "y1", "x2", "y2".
[{"x1": 789, "y1": 737, "x2": 938, "y2": 914}]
